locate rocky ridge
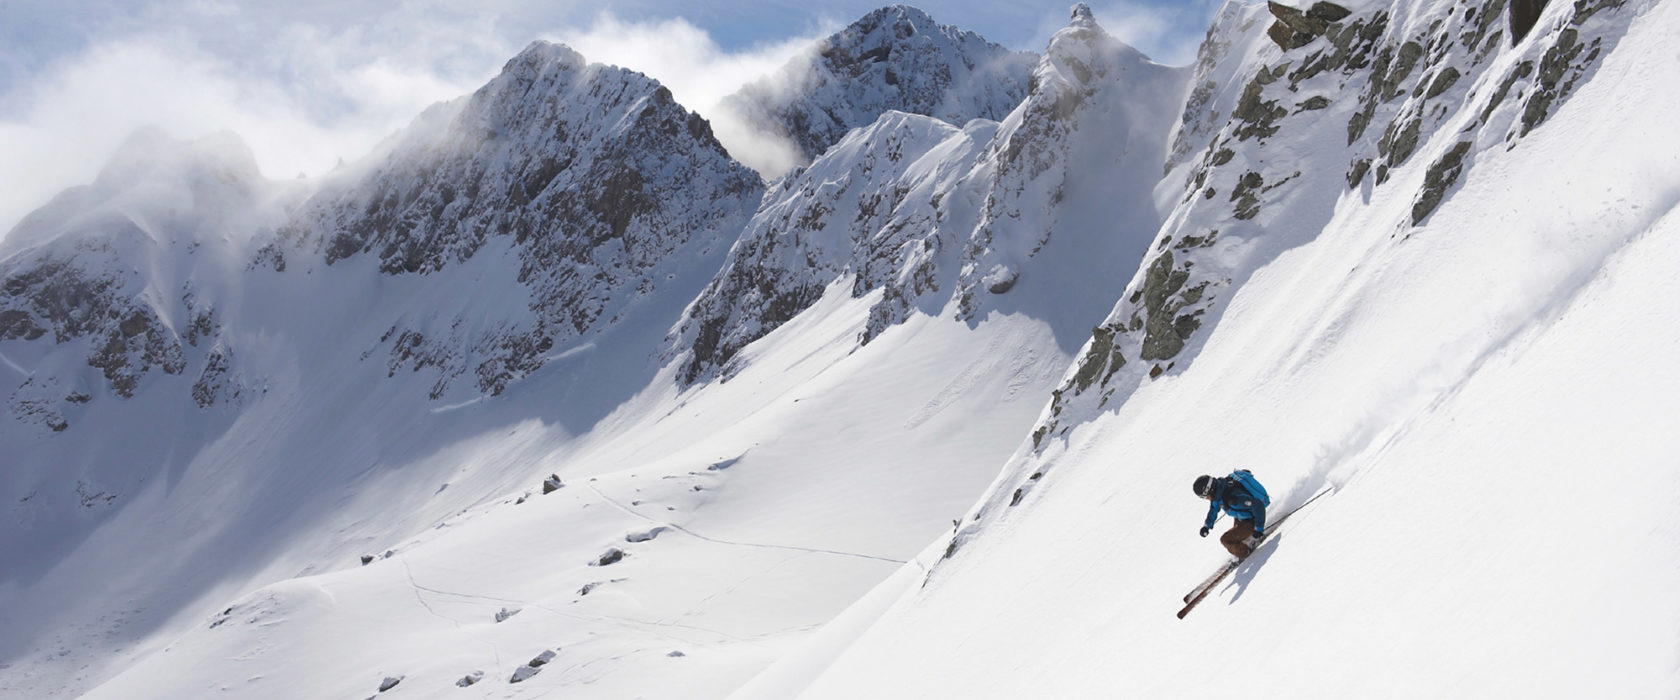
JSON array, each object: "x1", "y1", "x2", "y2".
[
  {"x1": 945, "y1": 0, "x2": 1638, "y2": 557},
  {"x1": 720, "y1": 4, "x2": 1037, "y2": 167},
  {"x1": 278, "y1": 41, "x2": 763, "y2": 399},
  {"x1": 671, "y1": 4, "x2": 1186, "y2": 384},
  {"x1": 0, "y1": 129, "x2": 290, "y2": 432}
]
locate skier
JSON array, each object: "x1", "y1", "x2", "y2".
[{"x1": 1193, "y1": 470, "x2": 1270, "y2": 558}]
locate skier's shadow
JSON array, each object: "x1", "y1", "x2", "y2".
[{"x1": 1224, "y1": 533, "x2": 1285, "y2": 605}]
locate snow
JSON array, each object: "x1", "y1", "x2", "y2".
[
  {"x1": 770, "y1": 1, "x2": 1680, "y2": 697},
  {"x1": 3, "y1": 0, "x2": 1679, "y2": 698}
]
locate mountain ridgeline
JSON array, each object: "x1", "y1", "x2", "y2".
[{"x1": 0, "y1": 0, "x2": 1650, "y2": 694}]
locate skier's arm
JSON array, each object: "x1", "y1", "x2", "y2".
[
  {"x1": 1203, "y1": 499, "x2": 1221, "y2": 530},
  {"x1": 1250, "y1": 500, "x2": 1267, "y2": 535}
]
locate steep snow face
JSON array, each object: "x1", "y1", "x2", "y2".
[
  {"x1": 280, "y1": 40, "x2": 763, "y2": 400},
  {"x1": 1165, "y1": 1, "x2": 1277, "y2": 173},
  {"x1": 674, "y1": 5, "x2": 1187, "y2": 384},
  {"x1": 720, "y1": 5, "x2": 1036, "y2": 168},
  {"x1": 1018, "y1": 0, "x2": 1639, "y2": 453},
  {"x1": 757, "y1": 0, "x2": 1679, "y2": 697}
]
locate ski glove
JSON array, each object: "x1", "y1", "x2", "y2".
[
  {"x1": 1199, "y1": 526, "x2": 1211, "y2": 538},
  {"x1": 1253, "y1": 529, "x2": 1265, "y2": 538}
]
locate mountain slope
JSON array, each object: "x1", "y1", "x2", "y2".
[
  {"x1": 0, "y1": 40, "x2": 765, "y2": 698},
  {"x1": 751, "y1": 0, "x2": 1680, "y2": 696},
  {"x1": 674, "y1": 4, "x2": 1186, "y2": 385},
  {"x1": 281, "y1": 40, "x2": 763, "y2": 401},
  {"x1": 6, "y1": 0, "x2": 1674, "y2": 698},
  {"x1": 0, "y1": 11, "x2": 1094, "y2": 699}
]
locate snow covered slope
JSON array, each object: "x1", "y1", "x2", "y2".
[
  {"x1": 755, "y1": 0, "x2": 1680, "y2": 697},
  {"x1": 0, "y1": 10, "x2": 1120, "y2": 699},
  {"x1": 6, "y1": 0, "x2": 1676, "y2": 697},
  {"x1": 0, "y1": 40, "x2": 770, "y2": 697},
  {"x1": 674, "y1": 4, "x2": 1186, "y2": 384}
]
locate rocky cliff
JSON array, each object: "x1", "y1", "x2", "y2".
[{"x1": 720, "y1": 5, "x2": 1036, "y2": 167}]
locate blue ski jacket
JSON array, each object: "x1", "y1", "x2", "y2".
[{"x1": 1202, "y1": 471, "x2": 1268, "y2": 534}]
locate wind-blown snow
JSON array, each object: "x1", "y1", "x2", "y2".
[
  {"x1": 759, "y1": 0, "x2": 1680, "y2": 697},
  {"x1": 3, "y1": 0, "x2": 1678, "y2": 698}
]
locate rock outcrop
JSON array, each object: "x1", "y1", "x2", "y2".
[{"x1": 720, "y1": 5, "x2": 1036, "y2": 167}]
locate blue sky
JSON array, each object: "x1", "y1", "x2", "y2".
[{"x1": 0, "y1": 0, "x2": 1224, "y2": 234}]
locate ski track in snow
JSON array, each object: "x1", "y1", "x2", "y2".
[{"x1": 582, "y1": 481, "x2": 908, "y2": 565}]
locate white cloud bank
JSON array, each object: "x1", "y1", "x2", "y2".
[{"x1": 0, "y1": 7, "x2": 832, "y2": 240}]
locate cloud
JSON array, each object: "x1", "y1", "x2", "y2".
[
  {"x1": 0, "y1": 5, "x2": 840, "y2": 239},
  {"x1": 546, "y1": 12, "x2": 831, "y2": 177},
  {"x1": 1026, "y1": 0, "x2": 1219, "y2": 65},
  {"x1": 0, "y1": 13, "x2": 502, "y2": 240},
  {"x1": 0, "y1": 2, "x2": 1231, "y2": 239}
]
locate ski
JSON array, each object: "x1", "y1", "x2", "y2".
[
  {"x1": 1182, "y1": 558, "x2": 1239, "y2": 604},
  {"x1": 1177, "y1": 560, "x2": 1238, "y2": 618},
  {"x1": 1183, "y1": 559, "x2": 1237, "y2": 603},
  {"x1": 1177, "y1": 486, "x2": 1331, "y2": 618}
]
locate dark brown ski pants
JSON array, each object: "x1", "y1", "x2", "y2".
[{"x1": 1220, "y1": 519, "x2": 1256, "y2": 558}]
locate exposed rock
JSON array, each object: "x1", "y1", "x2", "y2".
[
  {"x1": 1230, "y1": 171, "x2": 1265, "y2": 220},
  {"x1": 377, "y1": 676, "x2": 402, "y2": 692},
  {"x1": 1233, "y1": 73, "x2": 1289, "y2": 141},
  {"x1": 456, "y1": 671, "x2": 484, "y2": 687},
  {"x1": 592, "y1": 548, "x2": 626, "y2": 566},
  {"x1": 721, "y1": 5, "x2": 1035, "y2": 165},
  {"x1": 1348, "y1": 158, "x2": 1373, "y2": 188},
  {"x1": 676, "y1": 7, "x2": 1181, "y2": 383},
  {"x1": 1412, "y1": 141, "x2": 1474, "y2": 224},
  {"x1": 625, "y1": 526, "x2": 667, "y2": 543},
  {"x1": 289, "y1": 41, "x2": 763, "y2": 399},
  {"x1": 191, "y1": 345, "x2": 242, "y2": 408},
  {"x1": 1425, "y1": 67, "x2": 1462, "y2": 99},
  {"x1": 0, "y1": 309, "x2": 46, "y2": 341},
  {"x1": 1307, "y1": 2, "x2": 1352, "y2": 22},
  {"x1": 1265, "y1": 1, "x2": 1351, "y2": 50},
  {"x1": 542, "y1": 474, "x2": 564, "y2": 494},
  {"x1": 1069, "y1": 325, "x2": 1119, "y2": 392}
]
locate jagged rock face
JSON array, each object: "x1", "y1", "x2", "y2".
[
  {"x1": 1027, "y1": 0, "x2": 1636, "y2": 453},
  {"x1": 281, "y1": 41, "x2": 763, "y2": 398},
  {"x1": 673, "y1": 5, "x2": 1186, "y2": 385},
  {"x1": 1167, "y1": 1, "x2": 1276, "y2": 174},
  {"x1": 955, "y1": 4, "x2": 1185, "y2": 322},
  {"x1": 721, "y1": 5, "x2": 1036, "y2": 166},
  {"x1": 671, "y1": 113, "x2": 983, "y2": 384},
  {"x1": 0, "y1": 130, "x2": 279, "y2": 431},
  {"x1": 2, "y1": 40, "x2": 766, "y2": 430}
]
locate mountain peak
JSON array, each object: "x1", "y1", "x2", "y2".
[
  {"x1": 850, "y1": 4, "x2": 943, "y2": 36},
  {"x1": 720, "y1": 5, "x2": 1036, "y2": 169},
  {"x1": 91, "y1": 127, "x2": 262, "y2": 194},
  {"x1": 504, "y1": 40, "x2": 586, "y2": 72},
  {"x1": 1069, "y1": 3, "x2": 1096, "y2": 26}
]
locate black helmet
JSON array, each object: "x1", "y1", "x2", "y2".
[{"x1": 1193, "y1": 475, "x2": 1215, "y2": 498}]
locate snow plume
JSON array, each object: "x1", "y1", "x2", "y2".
[
  {"x1": 0, "y1": 34, "x2": 490, "y2": 242},
  {"x1": 1030, "y1": 0, "x2": 1227, "y2": 65},
  {"x1": 546, "y1": 12, "x2": 830, "y2": 179}
]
